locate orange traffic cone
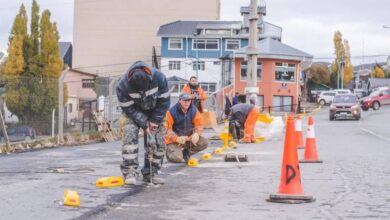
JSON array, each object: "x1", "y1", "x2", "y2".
[
  {"x1": 295, "y1": 115, "x2": 304, "y2": 149},
  {"x1": 267, "y1": 116, "x2": 315, "y2": 204},
  {"x1": 300, "y1": 116, "x2": 323, "y2": 163}
]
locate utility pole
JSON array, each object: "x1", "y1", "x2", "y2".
[
  {"x1": 341, "y1": 60, "x2": 345, "y2": 89},
  {"x1": 108, "y1": 77, "x2": 118, "y2": 123},
  {"x1": 387, "y1": 56, "x2": 390, "y2": 78},
  {"x1": 193, "y1": 33, "x2": 199, "y2": 79},
  {"x1": 58, "y1": 68, "x2": 69, "y2": 144},
  {"x1": 337, "y1": 56, "x2": 344, "y2": 89},
  {"x1": 0, "y1": 109, "x2": 10, "y2": 153},
  {"x1": 245, "y1": 0, "x2": 263, "y2": 104}
]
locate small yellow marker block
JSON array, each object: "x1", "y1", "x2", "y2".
[
  {"x1": 63, "y1": 190, "x2": 80, "y2": 207},
  {"x1": 96, "y1": 176, "x2": 124, "y2": 188},
  {"x1": 202, "y1": 153, "x2": 212, "y2": 160},
  {"x1": 187, "y1": 158, "x2": 199, "y2": 167},
  {"x1": 214, "y1": 147, "x2": 223, "y2": 155}
]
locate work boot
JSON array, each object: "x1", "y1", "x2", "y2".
[
  {"x1": 143, "y1": 174, "x2": 165, "y2": 185},
  {"x1": 124, "y1": 175, "x2": 137, "y2": 185},
  {"x1": 182, "y1": 149, "x2": 191, "y2": 163}
]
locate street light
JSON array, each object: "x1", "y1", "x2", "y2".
[{"x1": 193, "y1": 33, "x2": 199, "y2": 79}]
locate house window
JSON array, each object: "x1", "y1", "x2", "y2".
[
  {"x1": 193, "y1": 61, "x2": 205, "y2": 71},
  {"x1": 168, "y1": 38, "x2": 183, "y2": 50},
  {"x1": 272, "y1": 96, "x2": 293, "y2": 112},
  {"x1": 240, "y1": 61, "x2": 262, "y2": 80},
  {"x1": 199, "y1": 82, "x2": 217, "y2": 94},
  {"x1": 82, "y1": 79, "x2": 94, "y2": 88},
  {"x1": 69, "y1": 103, "x2": 73, "y2": 113},
  {"x1": 275, "y1": 62, "x2": 296, "y2": 82},
  {"x1": 193, "y1": 39, "x2": 219, "y2": 50},
  {"x1": 169, "y1": 61, "x2": 181, "y2": 70},
  {"x1": 171, "y1": 83, "x2": 187, "y2": 93},
  {"x1": 226, "y1": 39, "x2": 240, "y2": 50}
]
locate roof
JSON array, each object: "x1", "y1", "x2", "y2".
[
  {"x1": 234, "y1": 37, "x2": 313, "y2": 61},
  {"x1": 58, "y1": 42, "x2": 72, "y2": 58},
  {"x1": 167, "y1": 76, "x2": 189, "y2": 82},
  {"x1": 158, "y1": 20, "x2": 242, "y2": 36},
  {"x1": 69, "y1": 69, "x2": 98, "y2": 77},
  {"x1": 157, "y1": 20, "x2": 282, "y2": 41}
]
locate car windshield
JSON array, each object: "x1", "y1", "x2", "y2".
[{"x1": 333, "y1": 95, "x2": 356, "y2": 103}]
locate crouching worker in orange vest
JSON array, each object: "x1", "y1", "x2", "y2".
[
  {"x1": 165, "y1": 93, "x2": 209, "y2": 162},
  {"x1": 228, "y1": 103, "x2": 259, "y2": 143}
]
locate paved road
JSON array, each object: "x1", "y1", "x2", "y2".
[{"x1": 1, "y1": 106, "x2": 389, "y2": 219}]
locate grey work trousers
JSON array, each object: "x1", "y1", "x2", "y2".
[{"x1": 120, "y1": 117, "x2": 166, "y2": 177}]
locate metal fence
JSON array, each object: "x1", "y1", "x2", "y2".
[{"x1": 0, "y1": 70, "x2": 301, "y2": 145}]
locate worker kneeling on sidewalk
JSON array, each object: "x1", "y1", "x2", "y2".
[
  {"x1": 228, "y1": 103, "x2": 259, "y2": 143},
  {"x1": 165, "y1": 93, "x2": 209, "y2": 163}
]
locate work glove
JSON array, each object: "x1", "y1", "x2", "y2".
[
  {"x1": 176, "y1": 136, "x2": 188, "y2": 145},
  {"x1": 191, "y1": 133, "x2": 200, "y2": 145}
]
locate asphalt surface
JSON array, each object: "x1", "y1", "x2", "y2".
[{"x1": 1, "y1": 106, "x2": 390, "y2": 220}]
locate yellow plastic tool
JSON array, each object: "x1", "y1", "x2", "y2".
[
  {"x1": 96, "y1": 176, "x2": 124, "y2": 188},
  {"x1": 218, "y1": 132, "x2": 232, "y2": 140},
  {"x1": 229, "y1": 141, "x2": 237, "y2": 148},
  {"x1": 202, "y1": 153, "x2": 212, "y2": 160},
  {"x1": 63, "y1": 190, "x2": 80, "y2": 207},
  {"x1": 187, "y1": 158, "x2": 199, "y2": 167},
  {"x1": 257, "y1": 113, "x2": 273, "y2": 124},
  {"x1": 255, "y1": 136, "x2": 266, "y2": 143},
  {"x1": 214, "y1": 147, "x2": 223, "y2": 155}
]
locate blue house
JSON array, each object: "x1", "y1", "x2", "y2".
[{"x1": 157, "y1": 6, "x2": 282, "y2": 95}]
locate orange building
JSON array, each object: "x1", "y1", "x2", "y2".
[{"x1": 231, "y1": 37, "x2": 313, "y2": 112}]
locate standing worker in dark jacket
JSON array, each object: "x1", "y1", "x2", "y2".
[
  {"x1": 116, "y1": 61, "x2": 170, "y2": 185},
  {"x1": 228, "y1": 103, "x2": 259, "y2": 143}
]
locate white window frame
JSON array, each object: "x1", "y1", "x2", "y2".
[
  {"x1": 192, "y1": 39, "x2": 219, "y2": 51},
  {"x1": 275, "y1": 62, "x2": 296, "y2": 83},
  {"x1": 168, "y1": 60, "x2": 181, "y2": 70},
  {"x1": 168, "y1": 38, "x2": 183, "y2": 50},
  {"x1": 225, "y1": 39, "x2": 240, "y2": 51},
  {"x1": 199, "y1": 82, "x2": 217, "y2": 94},
  {"x1": 193, "y1": 61, "x2": 205, "y2": 71},
  {"x1": 240, "y1": 60, "x2": 262, "y2": 81}
]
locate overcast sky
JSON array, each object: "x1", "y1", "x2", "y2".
[{"x1": 1, "y1": 0, "x2": 390, "y2": 64}]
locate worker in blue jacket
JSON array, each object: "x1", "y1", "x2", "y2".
[{"x1": 116, "y1": 61, "x2": 170, "y2": 185}]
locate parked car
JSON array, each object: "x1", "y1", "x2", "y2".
[
  {"x1": 317, "y1": 91, "x2": 337, "y2": 106},
  {"x1": 0, "y1": 126, "x2": 37, "y2": 142},
  {"x1": 371, "y1": 86, "x2": 389, "y2": 93},
  {"x1": 360, "y1": 88, "x2": 390, "y2": 111},
  {"x1": 329, "y1": 94, "x2": 361, "y2": 120},
  {"x1": 334, "y1": 89, "x2": 352, "y2": 95}
]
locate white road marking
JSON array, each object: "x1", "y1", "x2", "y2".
[{"x1": 359, "y1": 127, "x2": 390, "y2": 142}]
